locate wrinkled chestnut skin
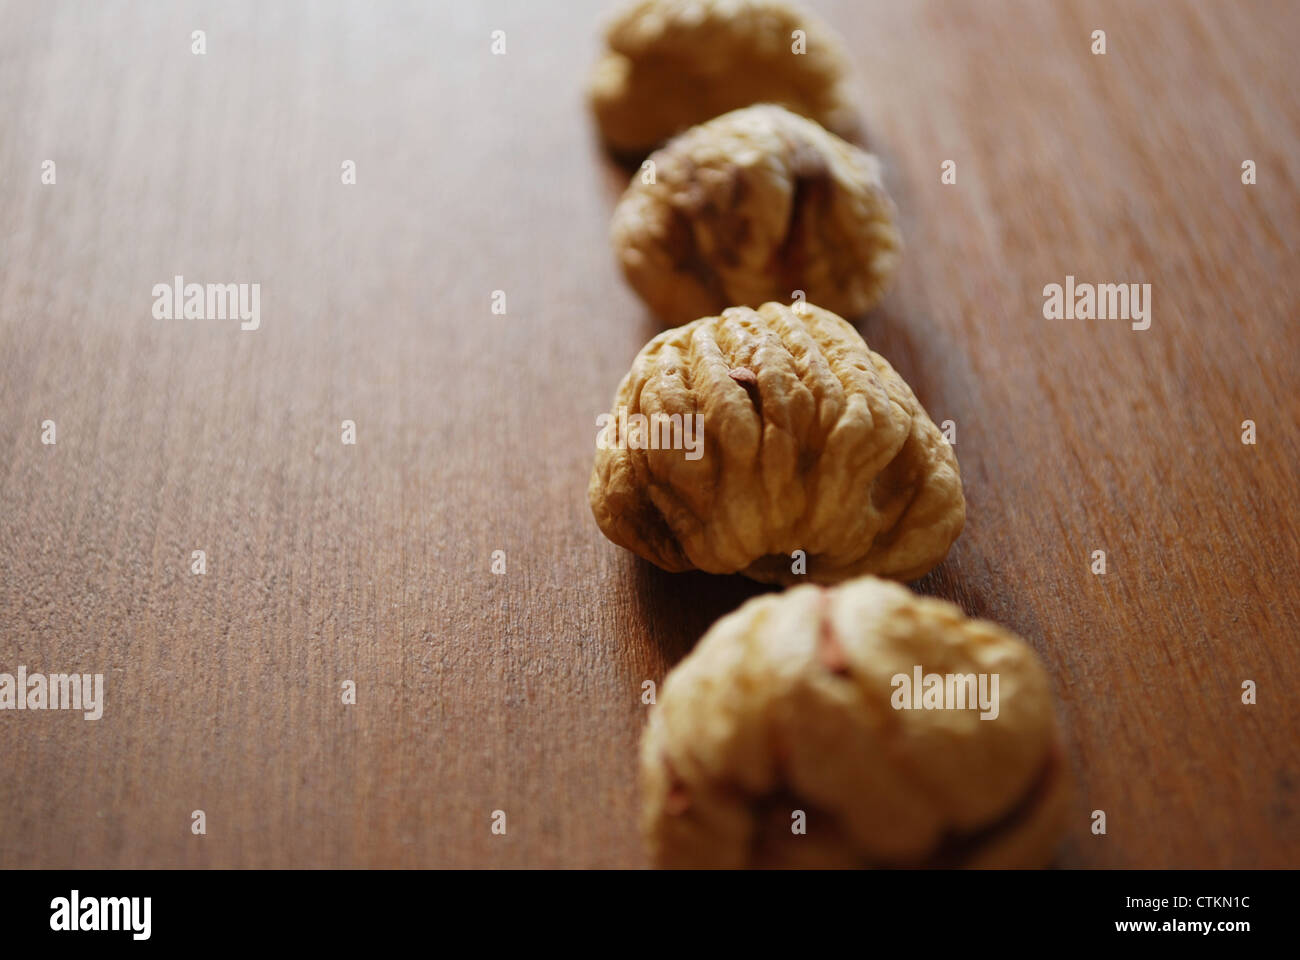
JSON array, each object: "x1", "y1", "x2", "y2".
[
  {"x1": 611, "y1": 105, "x2": 901, "y2": 326},
  {"x1": 589, "y1": 0, "x2": 857, "y2": 156},
  {"x1": 640, "y1": 576, "x2": 1070, "y2": 868},
  {"x1": 589, "y1": 302, "x2": 964, "y2": 584}
]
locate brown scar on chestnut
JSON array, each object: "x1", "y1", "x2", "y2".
[
  {"x1": 815, "y1": 589, "x2": 851, "y2": 675},
  {"x1": 662, "y1": 755, "x2": 692, "y2": 815}
]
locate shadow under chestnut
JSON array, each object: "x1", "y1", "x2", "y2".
[{"x1": 629, "y1": 561, "x2": 773, "y2": 666}]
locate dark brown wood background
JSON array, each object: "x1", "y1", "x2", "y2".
[{"x1": 1, "y1": 0, "x2": 1296, "y2": 868}]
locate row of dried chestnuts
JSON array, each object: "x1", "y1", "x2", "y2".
[{"x1": 585, "y1": 0, "x2": 1069, "y2": 868}]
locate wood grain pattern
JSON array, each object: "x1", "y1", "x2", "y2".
[{"x1": 1, "y1": 0, "x2": 1296, "y2": 868}]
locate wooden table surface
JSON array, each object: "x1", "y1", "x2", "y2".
[{"x1": 1, "y1": 0, "x2": 1296, "y2": 869}]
